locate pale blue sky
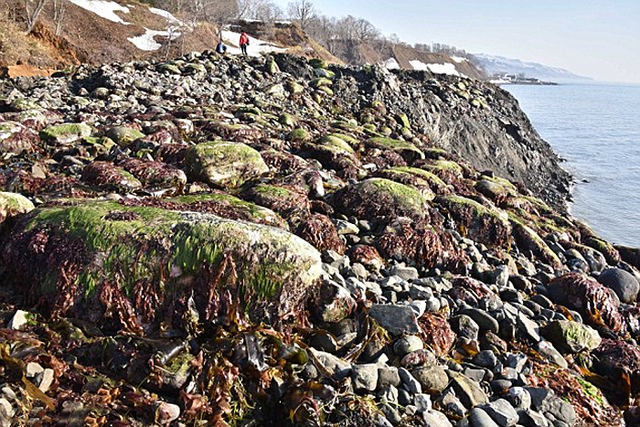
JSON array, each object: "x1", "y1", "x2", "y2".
[{"x1": 273, "y1": 0, "x2": 640, "y2": 83}]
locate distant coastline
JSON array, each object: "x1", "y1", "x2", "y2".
[{"x1": 491, "y1": 75, "x2": 558, "y2": 85}]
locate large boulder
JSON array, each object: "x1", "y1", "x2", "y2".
[
  {"x1": 40, "y1": 123, "x2": 92, "y2": 144},
  {"x1": 184, "y1": 141, "x2": 269, "y2": 188},
  {"x1": 542, "y1": 320, "x2": 602, "y2": 353},
  {"x1": 436, "y1": 195, "x2": 511, "y2": 247},
  {"x1": 547, "y1": 273, "x2": 624, "y2": 333},
  {"x1": 597, "y1": 267, "x2": 640, "y2": 304},
  {"x1": 332, "y1": 178, "x2": 428, "y2": 223},
  {"x1": 0, "y1": 201, "x2": 322, "y2": 334}
]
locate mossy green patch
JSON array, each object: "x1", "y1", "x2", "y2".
[
  {"x1": 106, "y1": 126, "x2": 145, "y2": 148},
  {"x1": 288, "y1": 128, "x2": 310, "y2": 142},
  {"x1": 185, "y1": 141, "x2": 268, "y2": 188},
  {"x1": 329, "y1": 133, "x2": 360, "y2": 148},
  {"x1": 167, "y1": 194, "x2": 286, "y2": 228},
  {"x1": 40, "y1": 123, "x2": 92, "y2": 144},
  {"x1": 366, "y1": 137, "x2": 425, "y2": 162},
  {"x1": 367, "y1": 178, "x2": 427, "y2": 214},
  {"x1": 319, "y1": 135, "x2": 356, "y2": 155},
  {"x1": 388, "y1": 167, "x2": 447, "y2": 188},
  {"x1": 438, "y1": 195, "x2": 511, "y2": 247},
  {"x1": 576, "y1": 378, "x2": 605, "y2": 406}
]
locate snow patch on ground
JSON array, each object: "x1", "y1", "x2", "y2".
[
  {"x1": 128, "y1": 28, "x2": 181, "y2": 51},
  {"x1": 149, "y1": 7, "x2": 183, "y2": 25},
  {"x1": 383, "y1": 58, "x2": 400, "y2": 70},
  {"x1": 410, "y1": 60, "x2": 464, "y2": 77},
  {"x1": 67, "y1": 0, "x2": 130, "y2": 24},
  {"x1": 409, "y1": 60, "x2": 429, "y2": 71},
  {"x1": 451, "y1": 56, "x2": 467, "y2": 63},
  {"x1": 221, "y1": 30, "x2": 286, "y2": 56}
]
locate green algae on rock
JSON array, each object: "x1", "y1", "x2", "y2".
[
  {"x1": 365, "y1": 137, "x2": 425, "y2": 163},
  {"x1": 0, "y1": 201, "x2": 321, "y2": 333},
  {"x1": 185, "y1": 141, "x2": 269, "y2": 188},
  {"x1": 40, "y1": 123, "x2": 92, "y2": 145},
  {"x1": 122, "y1": 193, "x2": 287, "y2": 229},
  {"x1": 333, "y1": 178, "x2": 428, "y2": 223},
  {"x1": 106, "y1": 126, "x2": 145, "y2": 147},
  {"x1": 436, "y1": 195, "x2": 511, "y2": 247},
  {"x1": 81, "y1": 161, "x2": 143, "y2": 192}
]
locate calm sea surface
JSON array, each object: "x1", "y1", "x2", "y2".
[{"x1": 504, "y1": 83, "x2": 640, "y2": 248}]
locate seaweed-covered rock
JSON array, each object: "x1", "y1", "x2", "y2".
[
  {"x1": 0, "y1": 121, "x2": 37, "y2": 154},
  {"x1": 40, "y1": 123, "x2": 92, "y2": 144},
  {"x1": 365, "y1": 137, "x2": 425, "y2": 163},
  {"x1": 81, "y1": 161, "x2": 143, "y2": 192},
  {"x1": 184, "y1": 141, "x2": 268, "y2": 188},
  {"x1": 244, "y1": 183, "x2": 311, "y2": 225},
  {"x1": 509, "y1": 216, "x2": 562, "y2": 269},
  {"x1": 376, "y1": 217, "x2": 467, "y2": 272},
  {"x1": 436, "y1": 195, "x2": 511, "y2": 247},
  {"x1": 122, "y1": 193, "x2": 287, "y2": 229},
  {"x1": 0, "y1": 201, "x2": 322, "y2": 333},
  {"x1": 295, "y1": 213, "x2": 346, "y2": 254},
  {"x1": 542, "y1": 320, "x2": 602, "y2": 353},
  {"x1": 592, "y1": 339, "x2": 640, "y2": 406},
  {"x1": 119, "y1": 158, "x2": 187, "y2": 191},
  {"x1": 106, "y1": 126, "x2": 145, "y2": 147},
  {"x1": 547, "y1": 273, "x2": 624, "y2": 333},
  {"x1": 333, "y1": 178, "x2": 428, "y2": 223},
  {"x1": 374, "y1": 166, "x2": 443, "y2": 199},
  {"x1": 298, "y1": 135, "x2": 363, "y2": 179}
]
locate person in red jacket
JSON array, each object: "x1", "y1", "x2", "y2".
[{"x1": 239, "y1": 31, "x2": 249, "y2": 56}]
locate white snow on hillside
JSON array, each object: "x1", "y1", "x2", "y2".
[
  {"x1": 128, "y1": 28, "x2": 181, "y2": 51},
  {"x1": 409, "y1": 60, "x2": 464, "y2": 77},
  {"x1": 383, "y1": 58, "x2": 400, "y2": 70},
  {"x1": 451, "y1": 56, "x2": 467, "y2": 63},
  {"x1": 67, "y1": 0, "x2": 130, "y2": 24},
  {"x1": 221, "y1": 30, "x2": 286, "y2": 56},
  {"x1": 149, "y1": 7, "x2": 183, "y2": 25},
  {"x1": 409, "y1": 60, "x2": 428, "y2": 71}
]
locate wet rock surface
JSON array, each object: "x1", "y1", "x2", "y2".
[{"x1": 0, "y1": 52, "x2": 635, "y2": 426}]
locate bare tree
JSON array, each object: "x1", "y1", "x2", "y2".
[
  {"x1": 287, "y1": 0, "x2": 315, "y2": 30},
  {"x1": 52, "y1": 0, "x2": 66, "y2": 36},
  {"x1": 23, "y1": 0, "x2": 49, "y2": 33},
  {"x1": 252, "y1": 1, "x2": 283, "y2": 23}
]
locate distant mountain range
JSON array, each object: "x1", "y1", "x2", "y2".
[{"x1": 473, "y1": 54, "x2": 592, "y2": 82}]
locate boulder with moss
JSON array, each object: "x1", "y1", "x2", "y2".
[
  {"x1": 365, "y1": 137, "x2": 425, "y2": 163},
  {"x1": 106, "y1": 126, "x2": 145, "y2": 147},
  {"x1": 40, "y1": 123, "x2": 92, "y2": 144},
  {"x1": 0, "y1": 200, "x2": 322, "y2": 334},
  {"x1": 436, "y1": 195, "x2": 511, "y2": 247},
  {"x1": 185, "y1": 141, "x2": 269, "y2": 188},
  {"x1": 298, "y1": 135, "x2": 364, "y2": 179},
  {"x1": 333, "y1": 178, "x2": 429, "y2": 223}
]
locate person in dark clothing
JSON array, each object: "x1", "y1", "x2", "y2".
[
  {"x1": 216, "y1": 39, "x2": 227, "y2": 55},
  {"x1": 239, "y1": 31, "x2": 249, "y2": 56}
]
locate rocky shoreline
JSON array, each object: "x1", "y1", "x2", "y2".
[{"x1": 0, "y1": 52, "x2": 637, "y2": 426}]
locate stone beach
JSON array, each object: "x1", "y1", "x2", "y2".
[{"x1": 0, "y1": 51, "x2": 638, "y2": 426}]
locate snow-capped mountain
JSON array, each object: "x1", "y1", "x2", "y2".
[{"x1": 473, "y1": 53, "x2": 592, "y2": 83}]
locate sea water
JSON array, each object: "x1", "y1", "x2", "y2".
[{"x1": 504, "y1": 83, "x2": 640, "y2": 248}]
